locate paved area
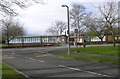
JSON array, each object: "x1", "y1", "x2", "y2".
[
  {"x1": 0, "y1": 49, "x2": 2, "y2": 79},
  {"x1": 2, "y1": 46, "x2": 119, "y2": 78}
]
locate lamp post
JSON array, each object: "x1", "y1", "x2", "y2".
[{"x1": 62, "y1": 5, "x2": 70, "y2": 55}]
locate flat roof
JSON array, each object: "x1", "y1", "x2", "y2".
[{"x1": 16, "y1": 35, "x2": 67, "y2": 38}]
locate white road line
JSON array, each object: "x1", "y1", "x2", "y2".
[
  {"x1": 16, "y1": 54, "x2": 45, "y2": 63},
  {"x1": 30, "y1": 58, "x2": 35, "y2": 61},
  {"x1": 58, "y1": 65, "x2": 111, "y2": 77},
  {"x1": 37, "y1": 51, "x2": 42, "y2": 52},
  {"x1": 36, "y1": 60, "x2": 45, "y2": 62},
  {"x1": 36, "y1": 56, "x2": 40, "y2": 57},
  {"x1": 58, "y1": 65, "x2": 66, "y2": 67},
  {"x1": 37, "y1": 51, "x2": 44, "y2": 53},
  {"x1": 68, "y1": 67, "x2": 82, "y2": 71},
  {"x1": 29, "y1": 58, "x2": 34, "y2": 60},
  {"x1": 25, "y1": 56, "x2": 30, "y2": 59},
  {"x1": 15, "y1": 54, "x2": 111, "y2": 77},
  {"x1": 59, "y1": 65, "x2": 82, "y2": 71},
  {"x1": 84, "y1": 71, "x2": 111, "y2": 77},
  {"x1": 24, "y1": 56, "x2": 45, "y2": 63}
]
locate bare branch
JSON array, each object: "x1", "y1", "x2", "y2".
[
  {"x1": 46, "y1": 21, "x2": 66, "y2": 35},
  {"x1": 2, "y1": 17, "x2": 25, "y2": 45},
  {"x1": 98, "y1": 2, "x2": 118, "y2": 46},
  {"x1": 0, "y1": 0, "x2": 44, "y2": 16}
]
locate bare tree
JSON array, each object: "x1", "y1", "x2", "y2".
[
  {"x1": 70, "y1": 3, "x2": 86, "y2": 34},
  {"x1": 46, "y1": 26, "x2": 59, "y2": 35},
  {"x1": 2, "y1": 17, "x2": 25, "y2": 45},
  {"x1": 46, "y1": 21, "x2": 66, "y2": 35},
  {"x1": 83, "y1": 13, "x2": 106, "y2": 43},
  {"x1": 70, "y1": 3, "x2": 86, "y2": 46},
  {"x1": 0, "y1": 0, "x2": 43, "y2": 16},
  {"x1": 99, "y1": 2, "x2": 118, "y2": 46},
  {"x1": 0, "y1": 0, "x2": 43, "y2": 45}
]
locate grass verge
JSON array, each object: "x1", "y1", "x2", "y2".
[
  {"x1": 0, "y1": 44, "x2": 7, "y2": 47},
  {"x1": 0, "y1": 63, "x2": 2, "y2": 79},
  {"x1": 64, "y1": 46, "x2": 119, "y2": 64},
  {"x1": 70, "y1": 46, "x2": 119, "y2": 56},
  {"x1": 2, "y1": 63, "x2": 29, "y2": 79},
  {"x1": 61, "y1": 54, "x2": 119, "y2": 64}
]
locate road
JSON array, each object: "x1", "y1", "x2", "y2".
[{"x1": 2, "y1": 46, "x2": 119, "y2": 78}]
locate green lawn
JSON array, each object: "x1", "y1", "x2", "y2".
[
  {"x1": 0, "y1": 63, "x2": 2, "y2": 79},
  {"x1": 0, "y1": 44, "x2": 7, "y2": 47},
  {"x1": 61, "y1": 54, "x2": 119, "y2": 64},
  {"x1": 70, "y1": 46, "x2": 119, "y2": 56},
  {"x1": 2, "y1": 63, "x2": 29, "y2": 79},
  {"x1": 61, "y1": 46, "x2": 119, "y2": 64}
]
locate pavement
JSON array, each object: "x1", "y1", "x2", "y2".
[
  {"x1": 2, "y1": 45, "x2": 119, "y2": 78},
  {"x1": 0, "y1": 49, "x2": 2, "y2": 79}
]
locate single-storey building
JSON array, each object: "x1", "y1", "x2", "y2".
[{"x1": 9, "y1": 35, "x2": 67, "y2": 46}]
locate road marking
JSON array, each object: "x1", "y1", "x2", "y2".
[
  {"x1": 58, "y1": 65, "x2": 111, "y2": 77},
  {"x1": 25, "y1": 56, "x2": 30, "y2": 59},
  {"x1": 36, "y1": 60, "x2": 45, "y2": 62},
  {"x1": 24, "y1": 56, "x2": 45, "y2": 63},
  {"x1": 37, "y1": 51, "x2": 45, "y2": 53},
  {"x1": 14, "y1": 53, "x2": 112, "y2": 77},
  {"x1": 30, "y1": 58, "x2": 35, "y2": 61},
  {"x1": 84, "y1": 71, "x2": 110, "y2": 77},
  {"x1": 6, "y1": 57, "x2": 15, "y2": 59},
  {"x1": 36, "y1": 56, "x2": 40, "y2": 57},
  {"x1": 29, "y1": 58, "x2": 34, "y2": 60},
  {"x1": 68, "y1": 67, "x2": 81, "y2": 71},
  {"x1": 37, "y1": 51, "x2": 42, "y2": 52},
  {"x1": 58, "y1": 65, "x2": 66, "y2": 67}
]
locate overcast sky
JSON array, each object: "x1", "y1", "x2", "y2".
[{"x1": 16, "y1": 0, "x2": 119, "y2": 36}]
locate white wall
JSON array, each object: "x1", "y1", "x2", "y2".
[{"x1": 91, "y1": 36, "x2": 106, "y2": 42}]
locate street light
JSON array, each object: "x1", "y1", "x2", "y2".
[{"x1": 62, "y1": 5, "x2": 70, "y2": 55}]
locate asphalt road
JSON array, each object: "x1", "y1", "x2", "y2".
[{"x1": 2, "y1": 46, "x2": 119, "y2": 78}]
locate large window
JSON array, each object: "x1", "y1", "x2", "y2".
[{"x1": 9, "y1": 36, "x2": 63, "y2": 44}]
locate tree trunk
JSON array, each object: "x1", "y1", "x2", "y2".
[
  {"x1": 100, "y1": 38, "x2": 103, "y2": 44},
  {"x1": 111, "y1": 31, "x2": 116, "y2": 46},
  {"x1": 6, "y1": 36, "x2": 9, "y2": 46},
  {"x1": 83, "y1": 36, "x2": 86, "y2": 48}
]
